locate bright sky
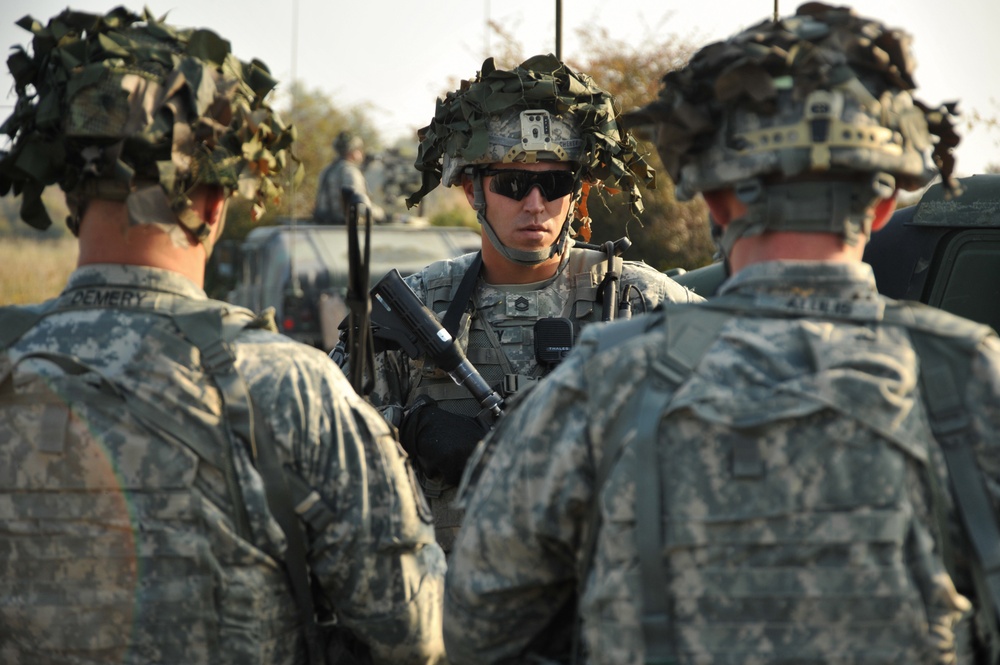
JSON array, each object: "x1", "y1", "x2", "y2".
[{"x1": 2, "y1": 0, "x2": 998, "y2": 175}]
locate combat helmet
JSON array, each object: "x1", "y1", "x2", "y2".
[
  {"x1": 626, "y1": 2, "x2": 960, "y2": 255},
  {"x1": 407, "y1": 54, "x2": 654, "y2": 266},
  {"x1": 334, "y1": 131, "x2": 364, "y2": 157},
  {"x1": 0, "y1": 7, "x2": 300, "y2": 252}
]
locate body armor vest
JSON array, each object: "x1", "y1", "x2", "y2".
[
  {"x1": 583, "y1": 296, "x2": 996, "y2": 664},
  {"x1": 412, "y1": 247, "x2": 625, "y2": 419},
  {"x1": 0, "y1": 297, "x2": 300, "y2": 664}
]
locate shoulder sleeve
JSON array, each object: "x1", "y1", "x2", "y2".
[
  {"x1": 237, "y1": 332, "x2": 446, "y2": 664},
  {"x1": 621, "y1": 260, "x2": 705, "y2": 311}
]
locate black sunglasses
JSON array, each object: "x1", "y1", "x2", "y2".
[{"x1": 482, "y1": 169, "x2": 577, "y2": 201}]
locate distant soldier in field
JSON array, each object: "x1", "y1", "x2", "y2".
[
  {"x1": 444, "y1": 4, "x2": 1000, "y2": 664},
  {"x1": 0, "y1": 8, "x2": 445, "y2": 664},
  {"x1": 314, "y1": 131, "x2": 385, "y2": 225}
]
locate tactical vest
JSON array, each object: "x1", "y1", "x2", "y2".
[
  {"x1": 583, "y1": 295, "x2": 1000, "y2": 664},
  {"x1": 414, "y1": 247, "x2": 625, "y2": 419},
  {"x1": 403, "y1": 248, "x2": 624, "y2": 552},
  {"x1": 0, "y1": 296, "x2": 302, "y2": 664}
]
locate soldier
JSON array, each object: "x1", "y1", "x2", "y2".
[
  {"x1": 445, "y1": 4, "x2": 1000, "y2": 664},
  {"x1": 347, "y1": 54, "x2": 701, "y2": 553},
  {"x1": 314, "y1": 130, "x2": 385, "y2": 225},
  {"x1": 0, "y1": 8, "x2": 444, "y2": 664}
]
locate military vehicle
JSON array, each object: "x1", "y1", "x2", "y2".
[
  {"x1": 672, "y1": 174, "x2": 1000, "y2": 331},
  {"x1": 217, "y1": 221, "x2": 480, "y2": 350}
]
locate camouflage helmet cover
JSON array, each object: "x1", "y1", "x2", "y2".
[
  {"x1": 0, "y1": 6, "x2": 301, "y2": 238},
  {"x1": 406, "y1": 54, "x2": 655, "y2": 216},
  {"x1": 439, "y1": 108, "x2": 585, "y2": 188},
  {"x1": 626, "y1": 2, "x2": 960, "y2": 201}
]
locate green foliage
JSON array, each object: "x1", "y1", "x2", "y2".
[
  {"x1": 568, "y1": 25, "x2": 715, "y2": 270},
  {"x1": 430, "y1": 206, "x2": 478, "y2": 230}
]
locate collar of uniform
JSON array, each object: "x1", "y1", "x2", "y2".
[
  {"x1": 63, "y1": 264, "x2": 208, "y2": 300},
  {"x1": 719, "y1": 260, "x2": 879, "y2": 301}
]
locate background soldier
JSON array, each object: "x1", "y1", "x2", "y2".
[
  {"x1": 314, "y1": 130, "x2": 385, "y2": 224},
  {"x1": 0, "y1": 8, "x2": 444, "y2": 664},
  {"x1": 349, "y1": 54, "x2": 701, "y2": 553},
  {"x1": 445, "y1": 4, "x2": 1000, "y2": 664}
]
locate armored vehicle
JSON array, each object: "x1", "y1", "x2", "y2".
[
  {"x1": 673, "y1": 174, "x2": 1000, "y2": 331},
  {"x1": 220, "y1": 221, "x2": 480, "y2": 350}
]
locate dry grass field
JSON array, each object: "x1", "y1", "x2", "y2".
[{"x1": 0, "y1": 236, "x2": 79, "y2": 305}]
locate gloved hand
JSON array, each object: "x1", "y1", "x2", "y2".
[{"x1": 399, "y1": 395, "x2": 487, "y2": 486}]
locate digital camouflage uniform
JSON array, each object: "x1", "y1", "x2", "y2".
[
  {"x1": 444, "y1": 4, "x2": 987, "y2": 664},
  {"x1": 446, "y1": 260, "x2": 1000, "y2": 663},
  {"x1": 369, "y1": 244, "x2": 701, "y2": 551},
  {"x1": 0, "y1": 264, "x2": 446, "y2": 665},
  {"x1": 0, "y1": 7, "x2": 444, "y2": 664}
]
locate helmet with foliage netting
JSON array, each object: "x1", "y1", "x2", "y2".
[
  {"x1": 407, "y1": 54, "x2": 654, "y2": 218},
  {"x1": 0, "y1": 6, "x2": 301, "y2": 241},
  {"x1": 626, "y1": 2, "x2": 960, "y2": 249}
]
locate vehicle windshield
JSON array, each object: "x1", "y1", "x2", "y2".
[{"x1": 270, "y1": 225, "x2": 478, "y2": 285}]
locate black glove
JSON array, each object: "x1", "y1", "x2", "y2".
[{"x1": 399, "y1": 395, "x2": 487, "y2": 486}]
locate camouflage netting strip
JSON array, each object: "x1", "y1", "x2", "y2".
[
  {"x1": 626, "y1": 1, "x2": 960, "y2": 193},
  {"x1": 0, "y1": 6, "x2": 302, "y2": 233},
  {"x1": 407, "y1": 54, "x2": 654, "y2": 215}
]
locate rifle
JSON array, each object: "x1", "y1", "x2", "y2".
[
  {"x1": 341, "y1": 187, "x2": 374, "y2": 396},
  {"x1": 370, "y1": 269, "x2": 503, "y2": 422}
]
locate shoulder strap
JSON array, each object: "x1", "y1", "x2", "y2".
[
  {"x1": 442, "y1": 251, "x2": 483, "y2": 336},
  {"x1": 179, "y1": 304, "x2": 340, "y2": 664},
  {"x1": 574, "y1": 304, "x2": 734, "y2": 664},
  {"x1": 177, "y1": 303, "x2": 331, "y2": 664},
  {"x1": 890, "y1": 304, "x2": 1000, "y2": 661},
  {"x1": 248, "y1": 400, "x2": 328, "y2": 665},
  {"x1": 171, "y1": 306, "x2": 261, "y2": 540}
]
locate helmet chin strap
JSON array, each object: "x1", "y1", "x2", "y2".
[{"x1": 472, "y1": 172, "x2": 573, "y2": 267}]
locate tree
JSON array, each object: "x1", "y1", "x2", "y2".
[{"x1": 568, "y1": 26, "x2": 715, "y2": 271}]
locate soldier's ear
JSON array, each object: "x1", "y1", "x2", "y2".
[
  {"x1": 870, "y1": 195, "x2": 898, "y2": 233},
  {"x1": 461, "y1": 175, "x2": 476, "y2": 207},
  {"x1": 702, "y1": 189, "x2": 745, "y2": 228},
  {"x1": 187, "y1": 185, "x2": 227, "y2": 225}
]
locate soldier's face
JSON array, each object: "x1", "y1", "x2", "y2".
[{"x1": 470, "y1": 161, "x2": 573, "y2": 253}]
